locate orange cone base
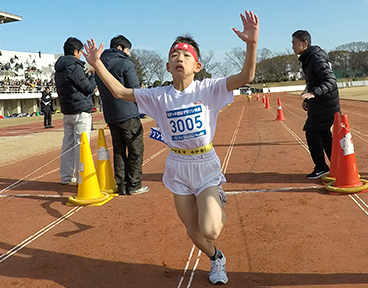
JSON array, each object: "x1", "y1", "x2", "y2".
[
  {"x1": 66, "y1": 191, "x2": 113, "y2": 206},
  {"x1": 325, "y1": 179, "x2": 368, "y2": 194}
]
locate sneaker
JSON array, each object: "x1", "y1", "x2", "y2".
[
  {"x1": 306, "y1": 169, "x2": 330, "y2": 179},
  {"x1": 218, "y1": 185, "x2": 227, "y2": 208},
  {"x1": 128, "y1": 186, "x2": 149, "y2": 195},
  {"x1": 209, "y1": 250, "x2": 228, "y2": 285},
  {"x1": 61, "y1": 177, "x2": 77, "y2": 185}
]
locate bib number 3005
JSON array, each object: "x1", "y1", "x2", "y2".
[{"x1": 170, "y1": 115, "x2": 202, "y2": 133}]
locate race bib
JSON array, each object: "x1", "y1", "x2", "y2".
[{"x1": 166, "y1": 104, "x2": 206, "y2": 142}]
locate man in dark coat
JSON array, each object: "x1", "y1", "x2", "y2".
[
  {"x1": 55, "y1": 37, "x2": 96, "y2": 185},
  {"x1": 40, "y1": 86, "x2": 53, "y2": 128},
  {"x1": 292, "y1": 30, "x2": 341, "y2": 179},
  {"x1": 96, "y1": 35, "x2": 149, "y2": 195}
]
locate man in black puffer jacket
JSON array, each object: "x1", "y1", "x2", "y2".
[
  {"x1": 292, "y1": 30, "x2": 341, "y2": 179},
  {"x1": 96, "y1": 35, "x2": 149, "y2": 195},
  {"x1": 55, "y1": 37, "x2": 96, "y2": 185}
]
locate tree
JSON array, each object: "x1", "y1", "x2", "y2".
[
  {"x1": 195, "y1": 68, "x2": 211, "y2": 80},
  {"x1": 350, "y1": 51, "x2": 368, "y2": 77},
  {"x1": 335, "y1": 41, "x2": 368, "y2": 53},
  {"x1": 215, "y1": 63, "x2": 233, "y2": 78},
  {"x1": 225, "y1": 47, "x2": 245, "y2": 72},
  {"x1": 257, "y1": 48, "x2": 272, "y2": 62},
  {"x1": 131, "y1": 49, "x2": 166, "y2": 84},
  {"x1": 131, "y1": 53, "x2": 145, "y2": 84},
  {"x1": 200, "y1": 50, "x2": 219, "y2": 75},
  {"x1": 329, "y1": 50, "x2": 351, "y2": 78}
]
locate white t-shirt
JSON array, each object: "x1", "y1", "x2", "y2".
[{"x1": 134, "y1": 78, "x2": 233, "y2": 149}]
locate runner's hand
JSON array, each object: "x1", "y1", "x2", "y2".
[
  {"x1": 82, "y1": 39, "x2": 104, "y2": 67},
  {"x1": 233, "y1": 10, "x2": 259, "y2": 44}
]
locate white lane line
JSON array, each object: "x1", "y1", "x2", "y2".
[
  {"x1": 186, "y1": 250, "x2": 202, "y2": 288},
  {"x1": 0, "y1": 194, "x2": 67, "y2": 198},
  {"x1": 222, "y1": 105, "x2": 245, "y2": 174},
  {"x1": 177, "y1": 245, "x2": 196, "y2": 288},
  {"x1": 0, "y1": 142, "x2": 167, "y2": 263},
  {"x1": 0, "y1": 206, "x2": 83, "y2": 263},
  {"x1": 276, "y1": 111, "x2": 368, "y2": 220},
  {"x1": 226, "y1": 185, "x2": 322, "y2": 194}
]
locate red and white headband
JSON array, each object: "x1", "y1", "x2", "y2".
[{"x1": 169, "y1": 43, "x2": 198, "y2": 61}]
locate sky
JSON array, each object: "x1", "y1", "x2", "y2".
[{"x1": 1, "y1": 0, "x2": 368, "y2": 63}]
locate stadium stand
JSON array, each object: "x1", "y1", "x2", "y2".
[{"x1": 0, "y1": 49, "x2": 60, "y2": 117}]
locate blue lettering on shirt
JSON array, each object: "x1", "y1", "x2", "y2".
[{"x1": 166, "y1": 105, "x2": 202, "y2": 118}]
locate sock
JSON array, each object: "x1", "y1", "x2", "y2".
[{"x1": 210, "y1": 247, "x2": 223, "y2": 261}]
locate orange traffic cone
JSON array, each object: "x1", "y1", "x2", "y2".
[
  {"x1": 67, "y1": 132, "x2": 113, "y2": 206},
  {"x1": 262, "y1": 95, "x2": 266, "y2": 104},
  {"x1": 324, "y1": 112, "x2": 341, "y2": 181},
  {"x1": 276, "y1": 97, "x2": 285, "y2": 121},
  {"x1": 97, "y1": 128, "x2": 118, "y2": 195},
  {"x1": 265, "y1": 95, "x2": 271, "y2": 109},
  {"x1": 325, "y1": 114, "x2": 368, "y2": 193},
  {"x1": 333, "y1": 115, "x2": 361, "y2": 188}
]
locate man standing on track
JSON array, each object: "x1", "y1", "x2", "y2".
[
  {"x1": 292, "y1": 30, "x2": 340, "y2": 179},
  {"x1": 55, "y1": 37, "x2": 96, "y2": 185},
  {"x1": 95, "y1": 35, "x2": 149, "y2": 195}
]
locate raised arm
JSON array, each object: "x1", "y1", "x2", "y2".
[
  {"x1": 226, "y1": 10, "x2": 259, "y2": 92},
  {"x1": 82, "y1": 39, "x2": 136, "y2": 102}
]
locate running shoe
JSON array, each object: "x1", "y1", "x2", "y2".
[
  {"x1": 61, "y1": 177, "x2": 77, "y2": 185},
  {"x1": 128, "y1": 186, "x2": 149, "y2": 195},
  {"x1": 209, "y1": 250, "x2": 228, "y2": 285},
  {"x1": 306, "y1": 168, "x2": 330, "y2": 179}
]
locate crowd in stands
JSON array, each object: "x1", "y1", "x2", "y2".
[{"x1": 0, "y1": 53, "x2": 56, "y2": 93}]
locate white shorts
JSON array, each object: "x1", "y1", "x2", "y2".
[{"x1": 163, "y1": 149, "x2": 226, "y2": 197}]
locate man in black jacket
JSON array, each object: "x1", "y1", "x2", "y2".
[
  {"x1": 40, "y1": 86, "x2": 53, "y2": 128},
  {"x1": 96, "y1": 35, "x2": 149, "y2": 195},
  {"x1": 55, "y1": 37, "x2": 96, "y2": 185},
  {"x1": 292, "y1": 30, "x2": 341, "y2": 179}
]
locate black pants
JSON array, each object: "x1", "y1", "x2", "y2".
[
  {"x1": 43, "y1": 106, "x2": 52, "y2": 127},
  {"x1": 306, "y1": 129, "x2": 332, "y2": 171},
  {"x1": 109, "y1": 118, "x2": 144, "y2": 192}
]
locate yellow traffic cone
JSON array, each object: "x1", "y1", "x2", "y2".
[
  {"x1": 67, "y1": 132, "x2": 113, "y2": 206},
  {"x1": 97, "y1": 128, "x2": 118, "y2": 195}
]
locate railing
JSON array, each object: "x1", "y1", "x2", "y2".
[{"x1": 0, "y1": 85, "x2": 56, "y2": 94}]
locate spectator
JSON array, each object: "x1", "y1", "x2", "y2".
[
  {"x1": 96, "y1": 35, "x2": 149, "y2": 195},
  {"x1": 40, "y1": 86, "x2": 53, "y2": 128},
  {"x1": 292, "y1": 30, "x2": 341, "y2": 179},
  {"x1": 54, "y1": 37, "x2": 96, "y2": 185}
]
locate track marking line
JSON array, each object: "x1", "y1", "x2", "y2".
[
  {"x1": 226, "y1": 185, "x2": 322, "y2": 194},
  {"x1": 0, "y1": 206, "x2": 83, "y2": 263},
  {"x1": 275, "y1": 109, "x2": 368, "y2": 223},
  {"x1": 0, "y1": 142, "x2": 167, "y2": 264}
]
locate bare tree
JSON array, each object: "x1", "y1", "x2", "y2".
[
  {"x1": 225, "y1": 47, "x2": 245, "y2": 72},
  {"x1": 257, "y1": 48, "x2": 273, "y2": 62},
  {"x1": 215, "y1": 63, "x2": 233, "y2": 77},
  {"x1": 132, "y1": 49, "x2": 166, "y2": 84},
  {"x1": 154, "y1": 56, "x2": 169, "y2": 84},
  {"x1": 335, "y1": 41, "x2": 368, "y2": 53},
  {"x1": 200, "y1": 50, "x2": 219, "y2": 74}
]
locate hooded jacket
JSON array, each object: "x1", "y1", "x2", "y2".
[
  {"x1": 299, "y1": 45, "x2": 340, "y2": 131},
  {"x1": 96, "y1": 48, "x2": 140, "y2": 124},
  {"x1": 54, "y1": 55, "x2": 95, "y2": 115}
]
